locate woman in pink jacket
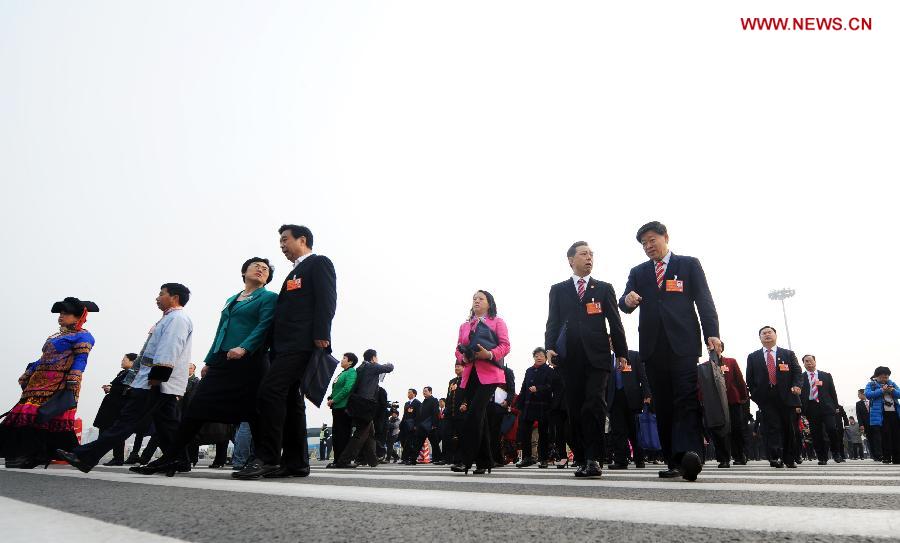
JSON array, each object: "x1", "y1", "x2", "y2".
[{"x1": 450, "y1": 290, "x2": 511, "y2": 474}]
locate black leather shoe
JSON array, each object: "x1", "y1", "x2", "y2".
[
  {"x1": 834, "y1": 456, "x2": 845, "y2": 463},
  {"x1": 581, "y1": 460, "x2": 602, "y2": 477},
  {"x1": 784, "y1": 461, "x2": 797, "y2": 468},
  {"x1": 680, "y1": 452, "x2": 702, "y2": 482},
  {"x1": 634, "y1": 461, "x2": 646, "y2": 469},
  {"x1": 123, "y1": 455, "x2": 141, "y2": 465},
  {"x1": 607, "y1": 463, "x2": 628, "y2": 470},
  {"x1": 209, "y1": 463, "x2": 224, "y2": 469},
  {"x1": 733, "y1": 457, "x2": 748, "y2": 466},
  {"x1": 262, "y1": 466, "x2": 311, "y2": 478},
  {"x1": 56, "y1": 450, "x2": 93, "y2": 473},
  {"x1": 325, "y1": 462, "x2": 357, "y2": 469},
  {"x1": 574, "y1": 464, "x2": 588, "y2": 477},
  {"x1": 658, "y1": 468, "x2": 682, "y2": 478},
  {"x1": 103, "y1": 459, "x2": 124, "y2": 466},
  {"x1": 516, "y1": 458, "x2": 537, "y2": 468},
  {"x1": 717, "y1": 461, "x2": 731, "y2": 468},
  {"x1": 538, "y1": 462, "x2": 549, "y2": 469},
  {"x1": 818, "y1": 460, "x2": 828, "y2": 465},
  {"x1": 770, "y1": 460, "x2": 784, "y2": 468},
  {"x1": 232, "y1": 462, "x2": 281, "y2": 479},
  {"x1": 472, "y1": 466, "x2": 492, "y2": 475}
]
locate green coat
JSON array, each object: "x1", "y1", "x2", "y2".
[
  {"x1": 204, "y1": 288, "x2": 278, "y2": 363},
  {"x1": 329, "y1": 368, "x2": 357, "y2": 409}
]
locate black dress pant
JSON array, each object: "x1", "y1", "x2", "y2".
[
  {"x1": 760, "y1": 388, "x2": 797, "y2": 462},
  {"x1": 644, "y1": 331, "x2": 702, "y2": 468},
  {"x1": 331, "y1": 408, "x2": 352, "y2": 462},
  {"x1": 75, "y1": 388, "x2": 179, "y2": 467},
  {"x1": 609, "y1": 389, "x2": 641, "y2": 465},
  {"x1": 338, "y1": 418, "x2": 377, "y2": 466},
  {"x1": 561, "y1": 341, "x2": 609, "y2": 464},
  {"x1": 442, "y1": 417, "x2": 463, "y2": 464},
  {"x1": 401, "y1": 422, "x2": 419, "y2": 463},
  {"x1": 459, "y1": 365, "x2": 495, "y2": 469},
  {"x1": 806, "y1": 402, "x2": 842, "y2": 461},
  {"x1": 711, "y1": 403, "x2": 746, "y2": 462},
  {"x1": 255, "y1": 351, "x2": 310, "y2": 470},
  {"x1": 517, "y1": 414, "x2": 549, "y2": 462},
  {"x1": 487, "y1": 403, "x2": 505, "y2": 463},
  {"x1": 548, "y1": 408, "x2": 569, "y2": 461},
  {"x1": 880, "y1": 412, "x2": 900, "y2": 463}
]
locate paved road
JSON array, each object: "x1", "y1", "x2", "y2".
[{"x1": 2, "y1": 459, "x2": 899, "y2": 542}]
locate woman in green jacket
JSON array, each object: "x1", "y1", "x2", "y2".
[
  {"x1": 136, "y1": 257, "x2": 278, "y2": 476},
  {"x1": 327, "y1": 353, "x2": 358, "y2": 462}
]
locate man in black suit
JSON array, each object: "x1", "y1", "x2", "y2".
[
  {"x1": 235, "y1": 224, "x2": 337, "y2": 479},
  {"x1": 857, "y1": 389, "x2": 880, "y2": 461},
  {"x1": 546, "y1": 241, "x2": 629, "y2": 478},
  {"x1": 800, "y1": 354, "x2": 844, "y2": 464},
  {"x1": 400, "y1": 389, "x2": 421, "y2": 465},
  {"x1": 515, "y1": 348, "x2": 555, "y2": 468},
  {"x1": 619, "y1": 221, "x2": 721, "y2": 481},
  {"x1": 606, "y1": 346, "x2": 651, "y2": 470},
  {"x1": 414, "y1": 386, "x2": 441, "y2": 464},
  {"x1": 745, "y1": 325, "x2": 802, "y2": 468}
]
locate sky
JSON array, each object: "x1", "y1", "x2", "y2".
[{"x1": 1, "y1": 1, "x2": 899, "y2": 431}]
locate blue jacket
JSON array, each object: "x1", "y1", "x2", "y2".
[{"x1": 864, "y1": 379, "x2": 900, "y2": 426}]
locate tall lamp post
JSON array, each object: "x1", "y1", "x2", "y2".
[{"x1": 768, "y1": 288, "x2": 796, "y2": 350}]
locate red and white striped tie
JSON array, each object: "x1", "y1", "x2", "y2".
[
  {"x1": 655, "y1": 260, "x2": 665, "y2": 289},
  {"x1": 809, "y1": 372, "x2": 819, "y2": 401},
  {"x1": 577, "y1": 278, "x2": 586, "y2": 301}
]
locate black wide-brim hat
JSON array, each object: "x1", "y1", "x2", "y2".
[{"x1": 51, "y1": 297, "x2": 100, "y2": 315}]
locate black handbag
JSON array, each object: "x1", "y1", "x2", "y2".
[
  {"x1": 302, "y1": 349, "x2": 339, "y2": 408},
  {"x1": 465, "y1": 320, "x2": 503, "y2": 368},
  {"x1": 697, "y1": 350, "x2": 730, "y2": 436},
  {"x1": 346, "y1": 393, "x2": 378, "y2": 422},
  {"x1": 36, "y1": 370, "x2": 77, "y2": 424}
]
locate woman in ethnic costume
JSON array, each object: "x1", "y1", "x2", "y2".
[{"x1": 1, "y1": 297, "x2": 98, "y2": 468}]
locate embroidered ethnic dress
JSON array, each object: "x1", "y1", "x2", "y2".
[{"x1": 3, "y1": 328, "x2": 95, "y2": 432}]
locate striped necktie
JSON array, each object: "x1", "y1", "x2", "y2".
[{"x1": 655, "y1": 260, "x2": 665, "y2": 289}]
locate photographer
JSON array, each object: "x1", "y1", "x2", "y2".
[{"x1": 450, "y1": 290, "x2": 511, "y2": 475}]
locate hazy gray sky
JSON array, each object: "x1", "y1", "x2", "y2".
[{"x1": 2, "y1": 2, "x2": 898, "y2": 430}]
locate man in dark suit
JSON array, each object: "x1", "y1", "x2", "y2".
[
  {"x1": 234, "y1": 224, "x2": 336, "y2": 479},
  {"x1": 800, "y1": 354, "x2": 844, "y2": 464},
  {"x1": 618, "y1": 221, "x2": 721, "y2": 481},
  {"x1": 546, "y1": 241, "x2": 629, "y2": 478},
  {"x1": 606, "y1": 346, "x2": 651, "y2": 470},
  {"x1": 515, "y1": 348, "x2": 555, "y2": 468},
  {"x1": 414, "y1": 386, "x2": 441, "y2": 464},
  {"x1": 745, "y1": 325, "x2": 802, "y2": 468},
  {"x1": 443, "y1": 363, "x2": 465, "y2": 465},
  {"x1": 400, "y1": 389, "x2": 421, "y2": 465},
  {"x1": 856, "y1": 389, "x2": 880, "y2": 460}
]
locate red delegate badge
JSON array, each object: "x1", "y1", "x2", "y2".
[{"x1": 286, "y1": 277, "x2": 302, "y2": 291}]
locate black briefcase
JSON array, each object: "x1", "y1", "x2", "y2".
[
  {"x1": 302, "y1": 349, "x2": 339, "y2": 408},
  {"x1": 697, "y1": 350, "x2": 730, "y2": 436}
]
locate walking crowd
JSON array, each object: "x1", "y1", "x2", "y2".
[{"x1": 2, "y1": 222, "x2": 898, "y2": 482}]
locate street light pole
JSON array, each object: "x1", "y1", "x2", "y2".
[{"x1": 768, "y1": 288, "x2": 796, "y2": 350}]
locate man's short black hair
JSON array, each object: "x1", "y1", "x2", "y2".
[
  {"x1": 858, "y1": 389, "x2": 865, "y2": 394},
  {"x1": 363, "y1": 349, "x2": 377, "y2": 362},
  {"x1": 567, "y1": 241, "x2": 589, "y2": 258},
  {"x1": 278, "y1": 224, "x2": 314, "y2": 249},
  {"x1": 635, "y1": 221, "x2": 667, "y2": 243},
  {"x1": 533, "y1": 347, "x2": 547, "y2": 356},
  {"x1": 873, "y1": 366, "x2": 891, "y2": 378},
  {"x1": 439, "y1": 398, "x2": 446, "y2": 402},
  {"x1": 424, "y1": 386, "x2": 432, "y2": 393},
  {"x1": 802, "y1": 354, "x2": 816, "y2": 362},
  {"x1": 125, "y1": 353, "x2": 138, "y2": 362},
  {"x1": 408, "y1": 388, "x2": 417, "y2": 395},
  {"x1": 343, "y1": 352, "x2": 358, "y2": 367},
  {"x1": 161, "y1": 283, "x2": 191, "y2": 306},
  {"x1": 758, "y1": 325, "x2": 777, "y2": 336},
  {"x1": 241, "y1": 257, "x2": 275, "y2": 285}
]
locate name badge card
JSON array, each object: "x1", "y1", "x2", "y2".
[
  {"x1": 286, "y1": 277, "x2": 302, "y2": 291},
  {"x1": 585, "y1": 301, "x2": 602, "y2": 315},
  {"x1": 622, "y1": 364, "x2": 633, "y2": 372},
  {"x1": 778, "y1": 363, "x2": 789, "y2": 371},
  {"x1": 815, "y1": 380, "x2": 823, "y2": 386},
  {"x1": 665, "y1": 279, "x2": 684, "y2": 293}
]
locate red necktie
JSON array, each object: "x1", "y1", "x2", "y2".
[
  {"x1": 577, "y1": 278, "x2": 586, "y2": 301},
  {"x1": 655, "y1": 260, "x2": 665, "y2": 289},
  {"x1": 809, "y1": 372, "x2": 819, "y2": 401},
  {"x1": 766, "y1": 350, "x2": 777, "y2": 385}
]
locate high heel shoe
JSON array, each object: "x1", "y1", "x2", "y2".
[
  {"x1": 472, "y1": 466, "x2": 492, "y2": 475},
  {"x1": 555, "y1": 459, "x2": 569, "y2": 469},
  {"x1": 449, "y1": 463, "x2": 470, "y2": 474}
]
